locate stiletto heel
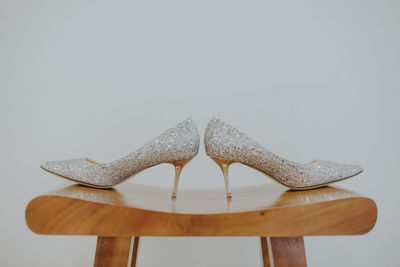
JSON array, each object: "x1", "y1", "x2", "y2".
[
  {"x1": 210, "y1": 157, "x2": 233, "y2": 198},
  {"x1": 205, "y1": 117, "x2": 363, "y2": 194},
  {"x1": 41, "y1": 118, "x2": 200, "y2": 190},
  {"x1": 171, "y1": 158, "x2": 192, "y2": 199}
]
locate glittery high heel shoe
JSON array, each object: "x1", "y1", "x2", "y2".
[
  {"x1": 41, "y1": 118, "x2": 200, "y2": 198},
  {"x1": 204, "y1": 117, "x2": 363, "y2": 198}
]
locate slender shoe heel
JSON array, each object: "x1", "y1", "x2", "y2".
[
  {"x1": 210, "y1": 157, "x2": 233, "y2": 198},
  {"x1": 171, "y1": 158, "x2": 192, "y2": 199}
]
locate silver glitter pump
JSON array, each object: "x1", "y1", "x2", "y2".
[
  {"x1": 204, "y1": 117, "x2": 363, "y2": 197},
  {"x1": 41, "y1": 118, "x2": 200, "y2": 197}
]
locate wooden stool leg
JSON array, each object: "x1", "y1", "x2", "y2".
[
  {"x1": 130, "y1": 237, "x2": 140, "y2": 267},
  {"x1": 94, "y1": 236, "x2": 131, "y2": 267},
  {"x1": 260, "y1": 237, "x2": 271, "y2": 267},
  {"x1": 270, "y1": 237, "x2": 307, "y2": 267}
]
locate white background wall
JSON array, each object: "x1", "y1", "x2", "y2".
[{"x1": 1, "y1": 0, "x2": 399, "y2": 266}]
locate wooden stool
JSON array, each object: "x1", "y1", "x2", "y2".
[{"x1": 25, "y1": 183, "x2": 377, "y2": 267}]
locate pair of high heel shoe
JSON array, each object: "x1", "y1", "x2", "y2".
[{"x1": 41, "y1": 117, "x2": 363, "y2": 198}]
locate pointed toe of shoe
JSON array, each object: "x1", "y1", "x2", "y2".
[
  {"x1": 40, "y1": 158, "x2": 123, "y2": 187},
  {"x1": 40, "y1": 162, "x2": 48, "y2": 170},
  {"x1": 315, "y1": 160, "x2": 363, "y2": 183},
  {"x1": 349, "y1": 164, "x2": 363, "y2": 176},
  {"x1": 40, "y1": 158, "x2": 97, "y2": 183},
  {"x1": 40, "y1": 161, "x2": 62, "y2": 174},
  {"x1": 336, "y1": 162, "x2": 363, "y2": 179},
  {"x1": 353, "y1": 163, "x2": 363, "y2": 172}
]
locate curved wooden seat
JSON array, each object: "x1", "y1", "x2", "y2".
[
  {"x1": 26, "y1": 183, "x2": 376, "y2": 237},
  {"x1": 25, "y1": 183, "x2": 377, "y2": 266}
]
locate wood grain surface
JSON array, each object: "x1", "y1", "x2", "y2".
[
  {"x1": 94, "y1": 236, "x2": 131, "y2": 267},
  {"x1": 25, "y1": 182, "x2": 377, "y2": 236},
  {"x1": 270, "y1": 237, "x2": 307, "y2": 267}
]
